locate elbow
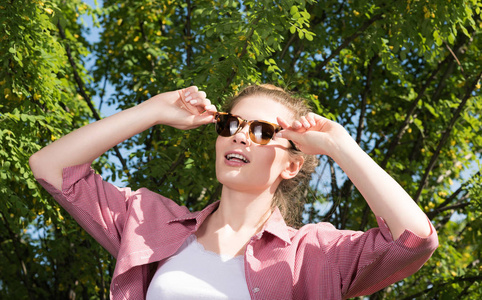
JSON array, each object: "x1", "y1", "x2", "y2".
[
  {"x1": 29, "y1": 151, "x2": 63, "y2": 190},
  {"x1": 430, "y1": 225, "x2": 439, "y2": 250},
  {"x1": 29, "y1": 151, "x2": 42, "y2": 179},
  {"x1": 416, "y1": 222, "x2": 434, "y2": 239},
  {"x1": 421, "y1": 221, "x2": 439, "y2": 254}
]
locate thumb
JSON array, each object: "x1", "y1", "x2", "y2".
[
  {"x1": 276, "y1": 129, "x2": 304, "y2": 145},
  {"x1": 192, "y1": 109, "x2": 216, "y2": 126}
]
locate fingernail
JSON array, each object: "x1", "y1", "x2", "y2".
[
  {"x1": 185, "y1": 96, "x2": 192, "y2": 101},
  {"x1": 190, "y1": 100, "x2": 197, "y2": 104},
  {"x1": 276, "y1": 132, "x2": 283, "y2": 138},
  {"x1": 185, "y1": 91, "x2": 191, "y2": 97}
]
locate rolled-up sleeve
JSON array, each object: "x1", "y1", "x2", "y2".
[
  {"x1": 36, "y1": 163, "x2": 132, "y2": 258},
  {"x1": 319, "y1": 217, "x2": 438, "y2": 298}
]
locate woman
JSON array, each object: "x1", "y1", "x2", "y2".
[{"x1": 29, "y1": 84, "x2": 438, "y2": 299}]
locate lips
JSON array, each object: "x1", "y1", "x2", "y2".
[{"x1": 225, "y1": 152, "x2": 250, "y2": 164}]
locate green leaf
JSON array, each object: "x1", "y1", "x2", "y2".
[
  {"x1": 433, "y1": 30, "x2": 443, "y2": 46},
  {"x1": 306, "y1": 32, "x2": 314, "y2": 41},
  {"x1": 290, "y1": 6, "x2": 298, "y2": 15},
  {"x1": 298, "y1": 30, "x2": 304, "y2": 39}
]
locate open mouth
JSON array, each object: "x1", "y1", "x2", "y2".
[{"x1": 225, "y1": 153, "x2": 250, "y2": 163}]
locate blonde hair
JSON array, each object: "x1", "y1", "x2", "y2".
[{"x1": 224, "y1": 84, "x2": 318, "y2": 228}]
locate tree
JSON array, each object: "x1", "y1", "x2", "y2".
[
  {"x1": 1, "y1": 0, "x2": 113, "y2": 298},
  {"x1": 1, "y1": 0, "x2": 481, "y2": 298}
]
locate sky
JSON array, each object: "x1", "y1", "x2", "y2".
[{"x1": 81, "y1": 0, "x2": 119, "y2": 117}]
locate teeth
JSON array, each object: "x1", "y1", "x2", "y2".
[{"x1": 226, "y1": 153, "x2": 249, "y2": 163}]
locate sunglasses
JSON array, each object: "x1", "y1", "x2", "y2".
[{"x1": 214, "y1": 112, "x2": 298, "y2": 150}]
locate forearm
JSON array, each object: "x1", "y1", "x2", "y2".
[
  {"x1": 278, "y1": 113, "x2": 433, "y2": 239},
  {"x1": 29, "y1": 99, "x2": 159, "y2": 190},
  {"x1": 30, "y1": 87, "x2": 215, "y2": 191},
  {"x1": 330, "y1": 133, "x2": 432, "y2": 239}
]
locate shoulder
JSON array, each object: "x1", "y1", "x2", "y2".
[
  {"x1": 126, "y1": 187, "x2": 191, "y2": 219},
  {"x1": 294, "y1": 221, "x2": 353, "y2": 237},
  {"x1": 290, "y1": 222, "x2": 365, "y2": 248}
]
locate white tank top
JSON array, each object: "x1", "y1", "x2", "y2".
[{"x1": 146, "y1": 234, "x2": 251, "y2": 299}]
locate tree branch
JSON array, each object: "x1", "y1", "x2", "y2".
[
  {"x1": 323, "y1": 158, "x2": 341, "y2": 222},
  {"x1": 57, "y1": 21, "x2": 130, "y2": 175},
  {"x1": 223, "y1": 16, "x2": 261, "y2": 91},
  {"x1": 185, "y1": 0, "x2": 193, "y2": 69},
  {"x1": 401, "y1": 275, "x2": 482, "y2": 300},
  {"x1": 413, "y1": 71, "x2": 482, "y2": 202},
  {"x1": 0, "y1": 211, "x2": 34, "y2": 299},
  {"x1": 345, "y1": 56, "x2": 376, "y2": 230},
  {"x1": 356, "y1": 55, "x2": 377, "y2": 144},
  {"x1": 380, "y1": 25, "x2": 474, "y2": 169},
  {"x1": 432, "y1": 60, "x2": 456, "y2": 103},
  {"x1": 279, "y1": 33, "x2": 297, "y2": 60},
  {"x1": 315, "y1": 13, "x2": 384, "y2": 73},
  {"x1": 380, "y1": 55, "x2": 449, "y2": 169},
  {"x1": 428, "y1": 201, "x2": 471, "y2": 218},
  {"x1": 426, "y1": 171, "x2": 479, "y2": 219}
]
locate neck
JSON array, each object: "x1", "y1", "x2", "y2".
[{"x1": 213, "y1": 186, "x2": 274, "y2": 232}]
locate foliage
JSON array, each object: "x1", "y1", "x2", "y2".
[
  {"x1": 0, "y1": 0, "x2": 113, "y2": 298},
  {"x1": 1, "y1": 0, "x2": 481, "y2": 298}
]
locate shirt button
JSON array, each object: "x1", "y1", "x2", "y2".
[{"x1": 253, "y1": 287, "x2": 260, "y2": 293}]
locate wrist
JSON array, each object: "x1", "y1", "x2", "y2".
[
  {"x1": 130, "y1": 99, "x2": 161, "y2": 128},
  {"x1": 138, "y1": 93, "x2": 174, "y2": 126},
  {"x1": 325, "y1": 127, "x2": 359, "y2": 161}
]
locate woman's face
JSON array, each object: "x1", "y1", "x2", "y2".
[{"x1": 215, "y1": 95, "x2": 296, "y2": 194}]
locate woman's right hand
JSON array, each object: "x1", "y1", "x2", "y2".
[
  {"x1": 29, "y1": 86, "x2": 216, "y2": 190},
  {"x1": 147, "y1": 86, "x2": 217, "y2": 130}
]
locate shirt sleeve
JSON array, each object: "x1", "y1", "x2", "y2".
[
  {"x1": 318, "y1": 216, "x2": 438, "y2": 299},
  {"x1": 36, "y1": 163, "x2": 134, "y2": 258}
]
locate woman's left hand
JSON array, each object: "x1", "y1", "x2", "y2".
[
  {"x1": 276, "y1": 113, "x2": 349, "y2": 157},
  {"x1": 279, "y1": 113, "x2": 434, "y2": 240}
]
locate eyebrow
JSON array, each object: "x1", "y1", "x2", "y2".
[{"x1": 229, "y1": 112, "x2": 280, "y2": 126}]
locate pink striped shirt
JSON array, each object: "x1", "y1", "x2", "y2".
[{"x1": 37, "y1": 164, "x2": 438, "y2": 299}]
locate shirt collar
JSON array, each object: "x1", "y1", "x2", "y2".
[
  {"x1": 261, "y1": 207, "x2": 292, "y2": 245},
  {"x1": 168, "y1": 201, "x2": 292, "y2": 245},
  {"x1": 167, "y1": 201, "x2": 220, "y2": 231}
]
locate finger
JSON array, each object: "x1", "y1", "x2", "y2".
[
  {"x1": 193, "y1": 111, "x2": 216, "y2": 125},
  {"x1": 306, "y1": 113, "x2": 317, "y2": 126},
  {"x1": 185, "y1": 91, "x2": 202, "y2": 103},
  {"x1": 300, "y1": 116, "x2": 311, "y2": 128},
  {"x1": 275, "y1": 128, "x2": 303, "y2": 145},
  {"x1": 311, "y1": 113, "x2": 330, "y2": 123},
  {"x1": 204, "y1": 104, "x2": 217, "y2": 113},
  {"x1": 200, "y1": 98, "x2": 212, "y2": 107},
  {"x1": 191, "y1": 99, "x2": 213, "y2": 117},
  {"x1": 277, "y1": 116, "x2": 291, "y2": 129},
  {"x1": 292, "y1": 120, "x2": 303, "y2": 130},
  {"x1": 312, "y1": 114, "x2": 332, "y2": 131},
  {"x1": 183, "y1": 86, "x2": 198, "y2": 98},
  {"x1": 181, "y1": 88, "x2": 210, "y2": 114},
  {"x1": 187, "y1": 96, "x2": 209, "y2": 106},
  {"x1": 187, "y1": 91, "x2": 207, "y2": 102}
]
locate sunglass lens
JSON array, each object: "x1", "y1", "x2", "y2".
[
  {"x1": 216, "y1": 114, "x2": 240, "y2": 137},
  {"x1": 250, "y1": 122, "x2": 275, "y2": 145}
]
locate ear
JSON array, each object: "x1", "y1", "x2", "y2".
[{"x1": 281, "y1": 155, "x2": 304, "y2": 180}]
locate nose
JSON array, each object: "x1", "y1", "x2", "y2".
[{"x1": 232, "y1": 125, "x2": 251, "y2": 146}]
